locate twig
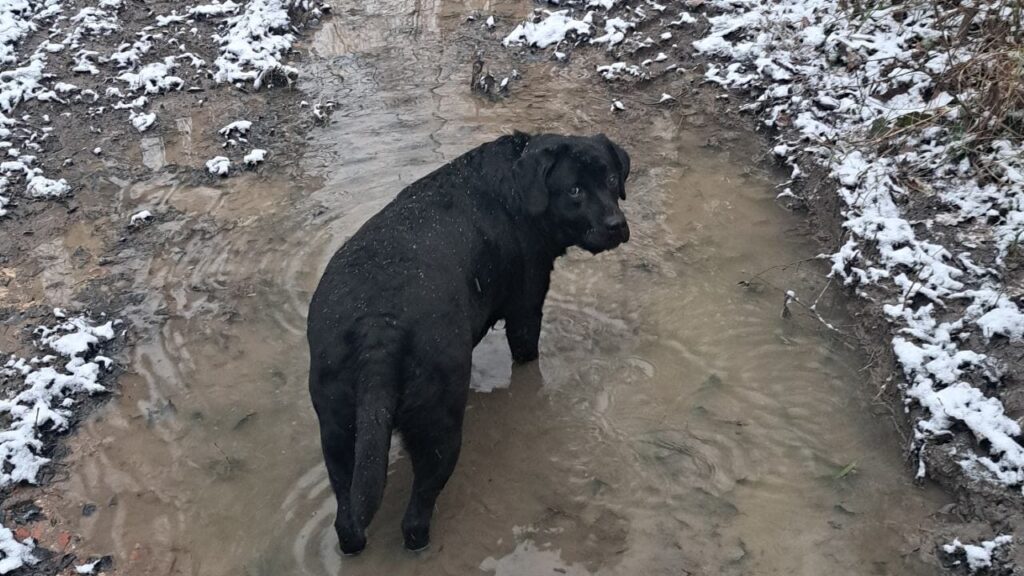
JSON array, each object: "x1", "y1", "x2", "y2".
[
  {"x1": 782, "y1": 289, "x2": 846, "y2": 335},
  {"x1": 745, "y1": 255, "x2": 824, "y2": 284},
  {"x1": 811, "y1": 276, "x2": 834, "y2": 311}
]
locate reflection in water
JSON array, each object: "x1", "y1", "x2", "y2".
[
  {"x1": 480, "y1": 539, "x2": 592, "y2": 576},
  {"x1": 38, "y1": 1, "x2": 948, "y2": 575}
]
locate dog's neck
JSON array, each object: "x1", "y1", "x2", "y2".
[
  {"x1": 519, "y1": 219, "x2": 568, "y2": 270},
  {"x1": 447, "y1": 133, "x2": 574, "y2": 264}
]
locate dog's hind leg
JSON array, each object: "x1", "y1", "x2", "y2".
[
  {"x1": 398, "y1": 361, "x2": 470, "y2": 552},
  {"x1": 399, "y1": 417, "x2": 464, "y2": 552}
]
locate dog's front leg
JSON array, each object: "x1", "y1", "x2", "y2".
[
  {"x1": 506, "y1": 310, "x2": 542, "y2": 363},
  {"x1": 505, "y1": 267, "x2": 551, "y2": 364}
]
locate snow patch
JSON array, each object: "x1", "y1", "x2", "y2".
[
  {"x1": 244, "y1": 148, "x2": 266, "y2": 166},
  {"x1": 0, "y1": 524, "x2": 35, "y2": 573},
  {"x1": 503, "y1": 10, "x2": 592, "y2": 49},
  {"x1": 0, "y1": 313, "x2": 117, "y2": 496},
  {"x1": 117, "y1": 58, "x2": 184, "y2": 94},
  {"x1": 190, "y1": 1, "x2": 242, "y2": 18},
  {"x1": 591, "y1": 16, "x2": 633, "y2": 47},
  {"x1": 130, "y1": 110, "x2": 156, "y2": 132},
  {"x1": 26, "y1": 176, "x2": 69, "y2": 198},
  {"x1": 206, "y1": 156, "x2": 231, "y2": 176},
  {"x1": 0, "y1": 0, "x2": 321, "y2": 220},
  {"x1": 130, "y1": 209, "x2": 152, "y2": 225},
  {"x1": 219, "y1": 120, "x2": 253, "y2": 137},
  {"x1": 212, "y1": 0, "x2": 301, "y2": 86},
  {"x1": 75, "y1": 559, "x2": 101, "y2": 574},
  {"x1": 943, "y1": 535, "x2": 1013, "y2": 572}
]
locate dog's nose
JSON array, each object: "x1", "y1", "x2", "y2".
[{"x1": 604, "y1": 214, "x2": 629, "y2": 242}]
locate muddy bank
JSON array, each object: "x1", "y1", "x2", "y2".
[
  {"x1": 497, "y1": 2, "x2": 1024, "y2": 574},
  {"x1": 0, "y1": 0, "x2": 329, "y2": 572},
  {"x1": 582, "y1": 1, "x2": 1024, "y2": 574},
  {"x1": 798, "y1": 154, "x2": 1024, "y2": 576},
  {"x1": 0, "y1": 0, "x2": 996, "y2": 575}
]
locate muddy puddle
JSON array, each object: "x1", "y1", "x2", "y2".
[{"x1": 37, "y1": 1, "x2": 948, "y2": 574}]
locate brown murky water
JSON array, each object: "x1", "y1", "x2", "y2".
[{"x1": 42, "y1": 1, "x2": 949, "y2": 574}]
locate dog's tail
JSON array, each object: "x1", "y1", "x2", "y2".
[{"x1": 349, "y1": 341, "x2": 400, "y2": 537}]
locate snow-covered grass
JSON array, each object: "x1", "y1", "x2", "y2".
[
  {"x1": 190, "y1": 1, "x2": 242, "y2": 19},
  {"x1": 0, "y1": 1, "x2": 40, "y2": 66},
  {"x1": 130, "y1": 209, "x2": 153, "y2": 225},
  {"x1": 207, "y1": 155, "x2": 231, "y2": 176},
  {"x1": 219, "y1": 119, "x2": 253, "y2": 137},
  {"x1": 0, "y1": 524, "x2": 33, "y2": 574},
  {"x1": 0, "y1": 312, "x2": 120, "y2": 572},
  {"x1": 130, "y1": 110, "x2": 156, "y2": 132},
  {"x1": 0, "y1": 0, "x2": 325, "y2": 221},
  {"x1": 244, "y1": 148, "x2": 266, "y2": 166},
  {"x1": 116, "y1": 58, "x2": 184, "y2": 94},
  {"x1": 25, "y1": 176, "x2": 70, "y2": 198},
  {"x1": 503, "y1": 10, "x2": 594, "y2": 49},
  {"x1": 944, "y1": 534, "x2": 1014, "y2": 572},
  {"x1": 212, "y1": 0, "x2": 303, "y2": 86},
  {"x1": 74, "y1": 558, "x2": 101, "y2": 574},
  {"x1": 676, "y1": 0, "x2": 1024, "y2": 495}
]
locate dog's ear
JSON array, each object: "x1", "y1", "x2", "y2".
[
  {"x1": 596, "y1": 134, "x2": 630, "y2": 199},
  {"x1": 515, "y1": 141, "x2": 563, "y2": 216}
]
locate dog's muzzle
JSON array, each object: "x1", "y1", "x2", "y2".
[{"x1": 604, "y1": 214, "x2": 630, "y2": 245}]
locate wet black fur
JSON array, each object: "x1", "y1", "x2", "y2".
[{"x1": 307, "y1": 132, "x2": 631, "y2": 554}]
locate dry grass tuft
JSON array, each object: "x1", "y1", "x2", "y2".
[
  {"x1": 936, "y1": 1, "x2": 1024, "y2": 139},
  {"x1": 849, "y1": 0, "x2": 1024, "y2": 143}
]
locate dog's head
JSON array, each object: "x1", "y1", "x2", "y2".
[{"x1": 515, "y1": 133, "x2": 631, "y2": 254}]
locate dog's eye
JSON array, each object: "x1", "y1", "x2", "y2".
[
  {"x1": 568, "y1": 186, "x2": 583, "y2": 198},
  {"x1": 607, "y1": 175, "x2": 617, "y2": 187}
]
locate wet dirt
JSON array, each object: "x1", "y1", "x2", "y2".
[{"x1": 4, "y1": 1, "x2": 958, "y2": 575}]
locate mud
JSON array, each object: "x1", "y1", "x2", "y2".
[{"x1": 0, "y1": 1, "x2": 983, "y2": 575}]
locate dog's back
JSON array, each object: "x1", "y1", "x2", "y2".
[{"x1": 307, "y1": 133, "x2": 529, "y2": 357}]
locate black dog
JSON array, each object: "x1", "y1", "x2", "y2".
[{"x1": 307, "y1": 132, "x2": 631, "y2": 554}]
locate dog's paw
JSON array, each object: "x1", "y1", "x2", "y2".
[
  {"x1": 338, "y1": 531, "x2": 367, "y2": 556},
  {"x1": 511, "y1": 350, "x2": 539, "y2": 364},
  {"x1": 403, "y1": 525, "x2": 430, "y2": 552},
  {"x1": 406, "y1": 541, "x2": 431, "y2": 553}
]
